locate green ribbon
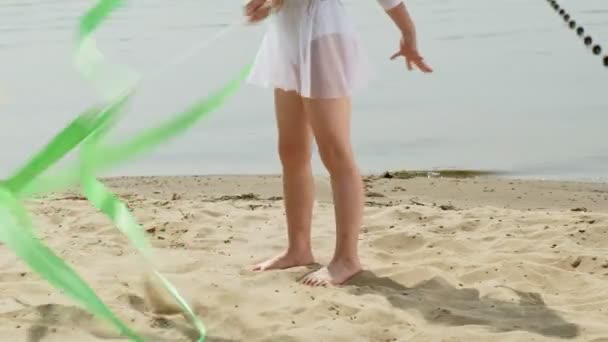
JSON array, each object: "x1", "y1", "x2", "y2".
[
  {"x1": 76, "y1": 0, "x2": 139, "y2": 102},
  {"x1": 79, "y1": 0, "x2": 125, "y2": 38},
  {"x1": 0, "y1": 103, "x2": 141, "y2": 341},
  {"x1": 18, "y1": 65, "x2": 251, "y2": 198},
  {"x1": 0, "y1": 71, "x2": 249, "y2": 338},
  {"x1": 0, "y1": 188, "x2": 141, "y2": 341},
  {"x1": 4, "y1": 108, "x2": 101, "y2": 194},
  {"x1": 0, "y1": 0, "x2": 251, "y2": 340},
  {"x1": 6, "y1": 96, "x2": 130, "y2": 195},
  {"x1": 81, "y1": 117, "x2": 206, "y2": 342}
]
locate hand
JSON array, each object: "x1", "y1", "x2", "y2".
[
  {"x1": 390, "y1": 36, "x2": 433, "y2": 73},
  {"x1": 244, "y1": 0, "x2": 273, "y2": 23}
]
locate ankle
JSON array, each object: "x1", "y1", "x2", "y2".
[
  {"x1": 330, "y1": 254, "x2": 361, "y2": 267},
  {"x1": 286, "y1": 245, "x2": 313, "y2": 257}
]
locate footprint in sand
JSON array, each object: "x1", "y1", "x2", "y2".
[
  {"x1": 0, "y1": 278, "x2": 234, "y2": 342},
  {"x1": 139, "y1": 276, "x2": 240, "y2": 342},
  {"x1": 0, "y1": 302, "x2": 117, "y2": 342},
  {"x1": 370, "y1": 232, "x2": 426, "y2": 251}
]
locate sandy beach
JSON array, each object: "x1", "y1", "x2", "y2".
[
  {"x1": 1, "y1": 0, "x2": 607, "y2": 340},
  {"x1": 0, "y1": 173, "x2": 607, "y2": 341}
]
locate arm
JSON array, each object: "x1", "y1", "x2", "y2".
[
  {"x1": 378, "y1": 0, "x2": 433, "y2": 72},
  {"x1": 379, "y1": 1, "x2": 416, "y2": 44}
]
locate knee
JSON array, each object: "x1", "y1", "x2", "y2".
[
  {"x1": 317, "y1": 140, "x2": 355, "y2": 175},
  {"x1": 278, "y1": 138, "x2": 312, "y2": 170}
]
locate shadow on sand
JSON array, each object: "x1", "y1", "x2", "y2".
[{"x1": 346, "y1": 271, "x2": 579, "y2": 339}]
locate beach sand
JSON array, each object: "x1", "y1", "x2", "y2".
[{"x1": 1, "y1": 174, "x2": 608, "y2": 341}]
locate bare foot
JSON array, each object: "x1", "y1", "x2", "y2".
[
  {"x1": 301, "y1": 258, "x2": 362, "y2": 286},
  {"x1": 252, "y1": 250, "x2": 315, "y2": 271}
]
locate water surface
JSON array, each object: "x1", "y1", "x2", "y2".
[{"x1": 1, "y1": 0, "x2": 607, "y2": 181}]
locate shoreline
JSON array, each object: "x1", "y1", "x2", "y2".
[
  {"x1": 97, "y1": 169, "x2": 608, "y2": 185},
  {"x1": 99, "y1": 170, "x2": 608, "y2": 204},
  {"x1": 83, "y1": 172, "x2": 608, "y2": 213}
]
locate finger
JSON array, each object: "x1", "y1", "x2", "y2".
[
  {"x1": 420, "y1": 62, "x2": 433, "y2": 73},
  {"x1": 406, "y1": 53, "x2": 424, "y2": 65},
  {"x1": 247, "y1": 7, "x2": 271, "y2": 23},
  {"x1": 244, "y1": 1, "x2": 254, "y2": 15},
  {"x1": 415, "y1": 60, "x2": 433, "y2": 72},
  {"x1": 413, "y1": 58, "x2": 433, "y2": 72},
  {"x1": 245, "y1": 0, "x2": 267, "y2": 15},
  {"x1": 390, "y1": 51, "x2": 402, "y2": 60},
  {"x1": 406, "y1": 58, "x2": 413, "y2": 71},
  {"x1": 249, "y1": 1, "x2": 270, "y2": 15},
  {"x1": 245, "y1": 14, "x2": 259, "y2": 24}
]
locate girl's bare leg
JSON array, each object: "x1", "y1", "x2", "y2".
[
  {"x1": 300, "y1": 96, "x2": 363, "y2": 286},
  {"x1": 253, "y1": 89, "x2": 316, "y2": 271}
]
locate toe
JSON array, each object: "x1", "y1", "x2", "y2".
[
  {"x1": 252, "y1": 262, "x2": 265, "y2": 271},
  {"x1": 316, "y1": 278, "x2": 328, "y2": 287},
  {"x1": 304, "y1": 276, "x2": 317, "y2": 286},
  {"x1": 301, "y1": 273, "x2": 326, "y2": 287}
]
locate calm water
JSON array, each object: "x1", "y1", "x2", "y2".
[{"x1": 1, "y1": 0, "x2": 607, "y2": 181}]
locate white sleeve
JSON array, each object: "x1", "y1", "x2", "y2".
[{"x1": 377, "y1": 0, "x2": 403, "y2": 10}]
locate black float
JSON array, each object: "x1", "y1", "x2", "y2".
[{"x1": 547, "y1": 0, "x2": 606, "y2": 67}]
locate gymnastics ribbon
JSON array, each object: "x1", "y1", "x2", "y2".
[
  {"x1": 78, "y1": 107, "x2": 209, "y2": 340},
  {"x1": 0, "y1": 187, "x2": 142, "y2": 341},
  {"x1": 1, "y1": 81, "x2": 245, "y2": 340},
  {"x1": 0, "y1": 101, "x2": 142, "y2": 341},
  {"x1": 76, "y1": 0, "x2": 139, "y2": 102},
  {"x1": 65, "y1": 0, "x2": 249, "y2": 340},
  {"x1": 0, "y1": 0, "x2": 252, "y2": 340},
  {"x1": 17, "y1": 66, "x2": 250, "y2": 198}
]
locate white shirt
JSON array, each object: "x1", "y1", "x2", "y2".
[{"x1": 377, "y1": 0, "x2": 403, "y2": 10}]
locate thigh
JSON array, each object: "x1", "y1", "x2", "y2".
[
  {"x1": 308, "y1": 33, "x2": 358, "y2": 99},
  {"x1": 274, "y1": 88, "x2": 312, "y2": 146}
]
